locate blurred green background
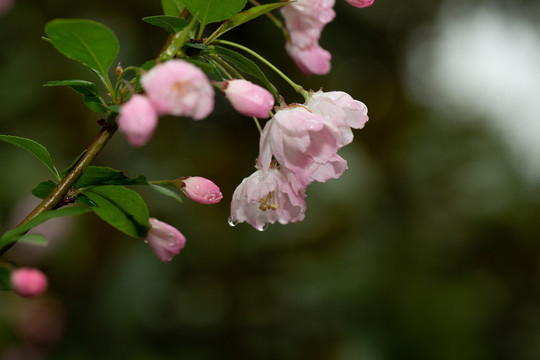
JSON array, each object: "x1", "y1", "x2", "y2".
[{"x1": 2, "y1": 0, "x2": 540, "y2": 359}]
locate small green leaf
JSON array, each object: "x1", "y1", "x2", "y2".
[
  {"x1": 161, "y1": 0, "x2": 185, "y2": 16},
  {"x1": 213, "y1": 46, "x2": 279, "y2": 100},
  {"x1": 76, "y1": 194, "x2": 98, "y2": 207},
  {"x1": 0, "y1": 266, "x2": 10, "y2": 291},
  {"x1": 161, "y1": 17, "x2": 198, "y2": 60},
  {"x1": 44, "y1": 79, "x2": 98, "y2": 97},
  {"x1": 75, "y1": 166, "x2": 148, "y2": 188},
  {"x1": 18, "y1": 233, "x2": 48, "y2": 246},
  {"x1": 208, "y1": 2, "x2": 287, "y2": 42},
  {"x1": 83, "y1": 96, "x2": 107, "y2": 113},
  {"x1": 149, "y1": 183, "x2": 183, "y2": 204},
  {"x1": 0, "y1": 207, "x2": 92, "y2": 248},
  {"x1": 60, "y1": 150, "x2": 86, "y2": 179},
  {"x1": 83, "y1": 185, "x2": 150, "y2": 238},
  {"x1": 0, "y1": 135, "x2": 60, "y2": 180},
  {"x1": 184, "y1": 0, "x2": 247, "y2": 25},
  {"x1": 45, "y1": 19, "x2": 119, "y2": 82},
  {"x1": 142, "y1": 15, "x2": 189, "y2": 34},
  {"x1": 32, "y1": 180, "x2": 57, "y2": 199}
]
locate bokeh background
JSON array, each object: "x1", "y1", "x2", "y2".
[{"x1": 2, "y1": 0, "x2": 540, "y2": 358}]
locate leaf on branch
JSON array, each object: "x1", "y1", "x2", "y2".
[
  {"x1": 44, "y1": 79, "x2": 99, "y2": 97},
  {"x1": 74, "y1": 166, "x2": 148, "y2": 188},
  {"x1": 213, "y1": 46, "x2": 279, "y2": 100},
  {"x1": 209, "y1": 2, "x2": 287, "y2": 42},
  {"x1": 0, "y1": 135, "x2": 60, "y2": 180},
  {"x1": 161, "y1": 0, "x2": 185, "y2": 17},
  {"x1": 82, "y1": 185, "x2": 150, "y2": 238},
  {"x1": 0, "y1": 207, "x2": 92, "y2": 248},
  {"x1": 183, "y1": 0, "x2": 247, "y2": 26},
  {"x1": 148, "y1": 183, "x2": 183, "y2": 204},
  {"x1": 83, "y1": 96, "x2": 108, "y2": 113},
  {"x1": 32, "y1": 180, "x2": 57, "y2": 199},
  {"x1": 142, "y1": 16, "x2": 189, "y2": 34},
  {"x1": 44, "y1": 19, "x2": 119, "y2": 84},
  {"x1": 18, "y1": 233, "x2": 48, "y2": 247}
]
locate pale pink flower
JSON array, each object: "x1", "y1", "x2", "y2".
[
  {"x1": 180, "y1": 176, "x2": 223, "y2": 204},
  {"x1": 230, "y1": 167, "x2": 306, "y2": 231},
  {"x1": 299, "y1": 153, "x2": 348, "y2": 183},
  {"x1": 223, "y1": 79, "x2": 274, "y2": 118},
  {"x1": 145, "y1": 218, "x2": 186, "y2": 262},
  {"x1": 258, "y1": 105, "x2": 338, "y2": 174},
  {"x1": 10, "y1": 268, "x2": 48, "y2": 297},
  {"x1": 345, "y1": 0, "x2": 374, "y2": 8},
  {"x1": 141, "y1": 60, "x2": 214, "y2": 120},
  {"x1": 281, "y1": 0, "x2": 335, "y2": 47},
  {"x1": 281, "y1": 0, "x2": 335, "y2": 75},
  {"x1": 117, "y1": 94, "x2": 158, "y2": 147},
  {"x1": 306, "y1": 90, "x2": 369, "y2": 148},
  {"x1": 285, "y1": 41, "x2": 332, "y2": 76}
]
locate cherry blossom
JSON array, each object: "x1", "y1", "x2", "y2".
[
  {"x1": 230, "y1": 166, "x2": 306, "y2": 231},
  {"x1": 10, "y1": 267, "x2": 48, "y2": 297},
  {"x1": 145, "y1": 218, "x2": 186, "y2": 262},
  {"x1": 117, "y1": 94, "x2": 158, "y2": 147},
  {"x1": 345, "y1": 0, "x2": 374, "y2": 8},
  {"x1": 223, "y1": 79, "x2": 275, "y2": 118},
  {"x1": 180, "y1": 176, "x2": 223, "y2": 205},
  {"x1": 141, "y1": 59, "x2": 214, "y2": 120}
]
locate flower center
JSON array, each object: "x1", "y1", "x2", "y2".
[{"x1": 259, "y1": 192, "x2": 279, "y2": 211}]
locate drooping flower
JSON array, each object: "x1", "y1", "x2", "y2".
[
  {"x1": 281, "y1": 0, "x2": 336, "y2": 75},
  {"x1": 305, "y1": 90, "x2": 369, "y2": 148},
  {"x1": 223, "y1": 79, "x2": 275, "y2": 118},
  {"x1": 180, "y1": 176, "x2": 223, "y2": 205},
  {"x1": 258, "y1": 105, "x2": 338, "y2": 174},
  {"x1": 10, "y1": 268, "x2": 48, "y2": 297},
  {"x1": 285, "y1": 42, "x2": 332, "y2": 76},
  {"x1": 117, "y1": 94, "x2": 158, "y2": 147},
  {"x1": 141, "y1": 59, "x2": 214, "y2": 120},
  {"x1": 345, "y1": 0, "x2": 374, "y2": 8},
  {"x1": 230, "y1": 166, "x2": 306, "y2": 231},
  {"x1": 145, "y1": 218, "x2": 186, "y2": 262}
]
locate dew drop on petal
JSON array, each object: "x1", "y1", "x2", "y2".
[{"x1": 227, "y1": 216, "x2": 238, "y2": 227}]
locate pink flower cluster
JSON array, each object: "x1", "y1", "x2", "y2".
[
  {"x1": 118, "y1": 59, "x2": 215, "y2": 147},
  {"x1": 281, "y1": 0, "x2": 375, "y2": 75},
  {"x1": 230, "y1": 90, "x2": 368, "y2": 230}
]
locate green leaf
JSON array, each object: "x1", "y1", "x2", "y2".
[
  {"x1": 0, "y1": 207, "x2": 92, "y2": 248},
  {"x1": 162, "y1": 0, "x2": 185, "y2": 16},
  {"x1": 74, "y1": 166, "x2": 148, "y2": 188},
  {"x1": 186, "y1": 58, "x2": 216, "y2": 75},
  {"x1": 32, "y1": 180, "x2": 57, "y2": 199},
  {"x1": 184, "y1": 0, "x2": 247, "y2": 25},
  {"x1": 213, "y1": 46, "x2": 279, "y2": 100},
  {"x1": 83, "y1": 95, "x2": 107, "y2": 113},
  {"x1": 142, "y1": 15, "x2": 188, "y2": 34},
  {"x1": 76, "y1": 194, "x2": 98, "y2": 207},
  {"x1": 209, "y1": 2, "x2": 287, "y2": 42},
  {"x1": 148, "y1": 183, "x2": 183, "y2": 204},
  {"x1": 60, "y1": 150, "x2": 86, "y2": 179},
  {"x1": 0, "y1": 266, "x2": 10, "y2": 291},
  {"x1": 160, "y1": 17, "x2": 198, "y2": 60},
  {"x1": 44, "y1": 79, "x2": 98, "y2": 97},
  {"x1": 0, "y1": 135, "x2": 60, "y2": 180},
  {"x1": 83, "y1": 185, "x2": 150, "y2": 238},
  {"x1": 44, "y1": 19, "x2": 119, "y2": 82},
  {"x1": 18, "y1": 233, "x2": 48, "y2": 246}
]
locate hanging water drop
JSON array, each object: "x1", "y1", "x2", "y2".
[
  {"x1": 258, "y1": 223, "x2": 269, "y2": 232},
  {"x1": 227, "y1": 216, "x2": 238, "y2": 227}
]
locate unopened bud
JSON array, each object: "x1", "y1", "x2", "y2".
[
  {"x1": 180, "y1": 176, "x2": 223, "y2": 205},
  {"x1": 11, "y1": 267, "x2": 48, "y2": 297},
  {"x1": 223, "y1": 79, "x2": 274, "y2": 118}
]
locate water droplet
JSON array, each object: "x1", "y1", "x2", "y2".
[
  {"x1": 227, "y1": 216, "x2": 238, "y2": 227},
  {"x1": 143, "y1": 240, "x2": 148, "y2": 244},
  {"x1": 258, "y1": 223, "x2": 269, "y2": 232}
]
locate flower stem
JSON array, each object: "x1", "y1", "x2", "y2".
[
  {"x1": 0, "y1": 121, "x2": 118, "y2": 256},
  {"x1": 214, "y1": 40, "x2": 308, "y2": 100}
]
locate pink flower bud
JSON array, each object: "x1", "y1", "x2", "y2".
[
  {"x1": 180, "y1": 176, "x2": 223, "y2": 204},
  {"x1": 223, "y1": 80, "x2": 274, "y2": 118},
  {"x1": 117, "y1": 94, "x2": 158, "y2": 147},
  {"x1": 141, "y1": 59, "x2": 214, "y2": 120},
  {"x1": 145, "y1": 218, "x2": 186, "y2": 262},
  {"x1": 10, "y1": 268, "x2": 48, "y2": 297},
  {"x1": 345, "y1": 0, "x2": 374, "y2": 8}
]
